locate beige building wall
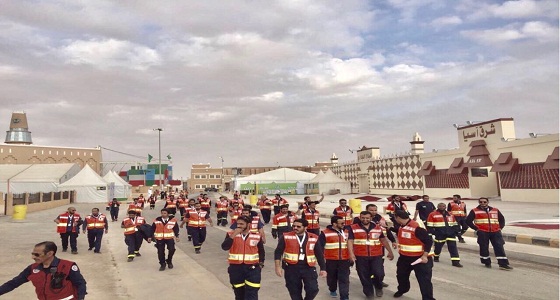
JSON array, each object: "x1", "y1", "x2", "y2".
[{"x1": 0, "y1": 144, "x2": 102, "y2": 173}]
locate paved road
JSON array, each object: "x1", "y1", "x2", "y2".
[{"x1": 0, "y1": 199, "x2": 557, "y2": 300}]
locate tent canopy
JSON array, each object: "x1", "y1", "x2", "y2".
[
  {"x1": 0, "y1": 163, "x2": 80, "y2": 193},
  {"x1": 235, "y1": 168, "x2": 316, "y2": 194},
  {"x1": 103, "y1": 171, "x2": 131, "y2": 199},
  {"x1": 305, "y1": 169, "x2": 351, "y2": 195},
  {"x1": 59, "y1": 164, "x2": 108, "y2": 203}
]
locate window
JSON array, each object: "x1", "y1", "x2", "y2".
[
  {"x1": 201, "y1": 185, "x2": 207, "y2": 188},
  {"x1": 195, "y1": 185, "x2": 201, "y2": 189},
  {"x1": 216, "y1": 175, "x2": 221, "y2": 179}
]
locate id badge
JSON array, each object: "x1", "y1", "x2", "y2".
[
  {"x1": 134, "y1": 228, "x2": 138, "y2": 232},
  {"x1": 299, "y1": 254, "x2": 305, "y2": 260}
]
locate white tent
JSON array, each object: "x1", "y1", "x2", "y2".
[
  {"x1": 0, "y1": 163, "x2": 81, "y2": 194},
  {"x1": 235, "y1": 168, "x2": 316, "y2": 194},
  {"x1": 103, "y1": 171, "x2": 131, "y2": 199},
  {"x1": 58, "y1": 164, "x2": 109, "y2": 203},
  {"x1": 305, "y1": 169, "x2": 351, "y2": 195}
]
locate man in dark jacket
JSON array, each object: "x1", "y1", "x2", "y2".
[{"x1": 426, "y1": 203, "x2": 463, "y2": 267}]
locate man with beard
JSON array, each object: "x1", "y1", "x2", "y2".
[
  {"x1": 318, "y1": 216, "x2": 352, "y2": 300},
  {"x1": 148, "y1": 208, "x2": 180, "y2": 271},
  {"x1": 427, "y1": 203, "x2": 463, "y2": 267}
]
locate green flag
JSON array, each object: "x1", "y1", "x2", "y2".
[
  {"x1": 167, "y1": 154, "x2": 172, "y2": 160},
  {"x1": 148, "y1": 154, "x2": 153, "y2": 162}
]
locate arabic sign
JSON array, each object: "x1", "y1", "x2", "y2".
[{"x1": 462, "y1": 123, "x2": 497, "y2": 142}]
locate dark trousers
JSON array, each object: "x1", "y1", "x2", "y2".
[
  {"x1": 156, "y1": 239, "x2": 176, "y2": 265},
  {"x1": 283, "y1": 264, "x2": 319, "y2": 300},
  {"x1": 60, "y1": 232, "x2": 78, "y2": 251},
  {"x1": 326, "y1": 260, "x2": 350, "y2": 299},
  {"x1": 188, "y1": 227, "x2": 207, "y2": 249},
  {"x1": 456, "y1": 217, "x2": 468, "y2": 237},
  {"x1": 260, "y1": 209, "x2": 271, "y2": 224},
  {"x1": 167, "y1": 208, "x2": 177, "y2": 217},
  {"x1": 433, "y1": 237, "x2": 460, "y2": 262},
  {"x1": 273, "y1": 207, "x2": 281, "y2": 215},
  {"x1": 355, "y1": 256, "x2": 384, "y2": 297},
  {"x1": 87, "y1": 229, "x2": 104, "y2": 252},
  {"x1": 228, "y1": 264, "x2": 261, "y2": 300},
  {"x1": 124, "y1": 233, "x2": 143, "y2": 257},
  {"x1": 179, "y1": 207, "x2": 186, "y2": 218},
  {"x1": 110, "y1": 208, "x2": 119, "y2": 221},
  {"x1": 396, "y1": 255, "x2": 434, "y2": 300},
  {"x1": 217, "y1": 211, "x2": 229, "y2": 226},
  {"x1": 477, "y1": 231, "x2": 509, "y2": 266}
]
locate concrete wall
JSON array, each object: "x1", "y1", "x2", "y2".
[
  {"x1": 500, "y1": 189, "x2": 559, "y2": 203},
  {"x1": 5, "y1": 191, "x2": 74, "y2": 216}
]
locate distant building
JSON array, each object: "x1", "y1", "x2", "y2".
[
  {"x1": 331, "y1": 118, "x2": 559, "y2": 203},
  {"x1": 187, "y1": 162, "x2": 333, "y2": 193},
  {"x1": 1, "y1": 112, "x2": 102, "y2": 173}
]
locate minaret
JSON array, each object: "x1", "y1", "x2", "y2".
[
  {"x1": 330, "y1": 153, "x2": 338, "y2": 166},
  {"x1": 5, "y1": 111, "x2": 33, "y2": 144},
  {"x1": 410, "y1": 132, "x2": 424, "y2": 154}
]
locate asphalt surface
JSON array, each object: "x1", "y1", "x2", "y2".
[{"x1": 0, "y1": 193, "x2": 558, "y2": 300}]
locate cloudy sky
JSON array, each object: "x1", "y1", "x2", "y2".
[{"x1": 1, "y1": 0, "x2": 558, "y2": 179}]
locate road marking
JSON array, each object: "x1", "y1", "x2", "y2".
[{"x1": 432, "y1": 276, "x2": 510, "y2": 299}]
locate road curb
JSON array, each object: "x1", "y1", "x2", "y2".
[{"x1": 462, "y1": 230, "x2": 559, "y2": 248}]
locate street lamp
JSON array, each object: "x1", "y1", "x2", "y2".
[
  {"x1": 153, "y1": 128, "x2": 163, "y2": 192},
  {"x1": 219, "y1": 156, "x2": 224, "y2": 191}
]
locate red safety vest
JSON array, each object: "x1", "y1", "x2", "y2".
[
  {"x1": 227, "y1": 231, "x2": 261, "y2": 265},
  {"x1": 398, "y1": 220, "x2": 425, "y2": 257},
  {"x1": 56, "y1": 213, "x2": 81, "y2": 233},
  {"x1": 216, "y1": 200, "x2": 229, "y2": 212},
  {"x1": 386, "y1": 202, "x2": 408, "y2": 215},
  {"x1": 248, "y1": 216, "x2": 261, "y2": 233},
  {"x1": 472, "y1": 207, "x2": 501, "y2": 232},
  {"x1": 272, "y1": 212, "x2": 296, "y2": 230},
  {"x1": 153, "y1": 218, "x2": 178, "y2": 240},
  {"x1": 128, "y1": 203, "x2": 143, "y2": 215},
  {"x1": 27, "y1": 259, "x2": 78, "y2": 300},
  {"x1": 272, "y1": 198, "x2": 288, "y2": 207},
  {"x1": 322, "y1": 227, "x2": 349, "y2": 260},
  {"x1": 303, "y1": 209, "x2": 320, "y2": 230},
  {"x1": 85, "y1": 214, "x2": 106, "y2": 230},
  {"x1": 448, "y1": 201, "x2": 466, "y2": 217},
  {"x1": 230, "y1": 208, "x2": 242, "y2": 224},
  {"x1": 122, "y1": 217, "x2": 145, "y2": 235},
  {"x1": 200, "y1": 199, "x2": 211, "y2": 209},
  {"x1": 230, "y1": 198, "x2": 244, "y2": 207},
  {"x1": 186, "y1": 210, "x2": 209, "y2": 227},
  {"x1": 334, "y1": 206, "x2": 353, "y2": 225},
  {"x1": 166, "y1": 200, "x2": 176, "y2": 209},
  {"x1": 349, "y1": 223, "x2": 383, "y2": 257},
  {"x1": 426, "y1": 211, "x2": 458, "y2": 228},
  {"x1": 282, "y1": 232, "x2": 318, "y2": 266},
  {"x1": 177, "y1": 199, "x2": 188, "y2": 209},
  {"x1": 258, "y1": 198, "x2": 272, "y2": 210}
]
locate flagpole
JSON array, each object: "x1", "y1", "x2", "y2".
[{"x1": 153, "y1": 128, "x2": 163, "y2": 193}]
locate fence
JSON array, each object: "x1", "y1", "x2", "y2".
[{"x1": 3, "y1": 190, "x2": 76, "y2": 216}]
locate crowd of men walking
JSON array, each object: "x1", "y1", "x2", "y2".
[{"x1": 0, "y1": 190, "x2": 513, "y2": 300}]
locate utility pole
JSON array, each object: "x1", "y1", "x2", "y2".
[{"x1": 153, "y1": 128, "x2": 163, "y2": 192}]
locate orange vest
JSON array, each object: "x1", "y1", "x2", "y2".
[
  {"x1": 122, "y1": 217, "x2": 145, "y2": 235},
  {"x1": 349, "y1": 223, "x2": 383, "y2": 257},
  {"x1": 153, "y1": 218, "x2": 178, "y2": 240},
  {"x1": 303, "y1": 209, "x2": 320, "y2": 230},
  {"x1": 85, "y1": 214, "x2": 106, "y2": 230},
  {"x1": 398, "y1": 220, "x2": 425, "y2": 257},
  {"x1": 448, "y1": 201, "x2": 466, "y2": 217},
  {"x1": 227, "y1": 231, "x2": 261, "y2": 264},
  {"x1": 472, "y1": 207, "x2": 501, "y2": 232},
  {"x1": 56, "y1": 213, "x2": 81, "y2": 233},
  {"x1": 272, "y1": 198, "x2": 288, "y2": 207},
  {"x1": 166, "y1": 200, "x2": 176, "y2": 209},
  {"x1": 334, "y1": 206, "x2": 353, "y2": 225},
  {"x1": 282, "y1": 232, "x2": 318, "y2": 266},
  {"x1": 128, "y1": 203, "x2": 143, "y2": 215},
  {"x1": 258, "y1": 198, "x2": 272, "y2": 210},
  {"x1": 216, "y1": 200, "x2": 229, "y2": 212},
  {"x1": 272, "y1": 213, "x2": 296, "y2": 230},
  {"x1": 200, "y1": 198, "x2": 211, "y2": 208},
  {"x1": 249, "y1": 216, "x2": 261, "y2": 233},
  {"x1": 230, "y1": 208, "x2": 242, "y2": 224},
  {"x1": 387, "y1": 202, "x2": 408, "y2": 215},
  {"x1": 187, "y1": 210, "x2": 209, "y2": 227},
  {"x1": 322, "y1": 227, "x2": 349, "y2": 260},
  {"x1": 178, "y1": 199, "x2": 189, "y2": 208},
  {"x1": 426, "y1": 211, "x2": 458, "y2": 228},
  {"x1": 230, "y1": 198, "x2": 244, "y2": 207}
]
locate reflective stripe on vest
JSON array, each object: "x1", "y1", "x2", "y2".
[
  {"x1": 397, "y1": 220, "x2": 425, "y2": 256},
  {"x1": 282, "y1": 233, "x2": 317, "y2": 266},
  {"x1": 154, "y1": 219, "x2": 177, "y2": 239},
  {"x1": 472, "y1": 208, "x2": 501, "y2": 232}
]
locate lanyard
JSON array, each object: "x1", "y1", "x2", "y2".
[
  {"x1": 336, "y1": 229, "x2": 347, "y2": 241},
  {"x1": 241, "y1": 233, "x2": 249, "y2": 241},
  {"x1": 296, "y1": 233, "x2": 306, "y2": 253}
]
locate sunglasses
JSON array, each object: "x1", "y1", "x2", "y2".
[
  {"x1": 31, "y1": 252, "x2": 42, "y2": 257},
  {"x1": 292, "y1": 225, "x2": 303, "y2": 228},
  {"x1": 479, "y1": 201, "x2": 488, "y2": 204}
]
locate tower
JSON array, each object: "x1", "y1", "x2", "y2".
[
  {"x1": 330, "y1": 153, "x2": 338, "y2": 166},
  {"x1": 410, "y1": 132, "x2": 424, "y2": 154},
  {"x1": 5, "y1": 111, "x2": 33, "y2": 144}
]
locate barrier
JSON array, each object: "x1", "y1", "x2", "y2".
[
  {"x1": 349, "y1": 199, "x2": 362, "y2": 215},
  {"x1": 12, "y1": 205, "x2": 28, "y2": 220}
]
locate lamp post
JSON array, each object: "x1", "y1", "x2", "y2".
[
  {"x1": 153, "y1": 128, "x2": 163, "y2": 192},
  {"x1": 219, "y1": 156, "x2": 224, "y2": 192}
]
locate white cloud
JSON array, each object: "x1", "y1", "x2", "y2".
[
  {"x1": 464, "y1": 0, "x2": 559, "y2": 21},
  {"x1": 242, "y1": 92, "x2": 285, "y2": 102},
  {"x1": 60, "y1": 38, "x2": 161, "y2": 70},
  {"x1": 462, "y1": 21, "x2": 558, "y2": 44},
  {"x1": 430, "y1": 16, "x2": 463, "y2": 29},
  {"x1": 294, "y1": 57, "x2": 379, "y2": 89}
]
